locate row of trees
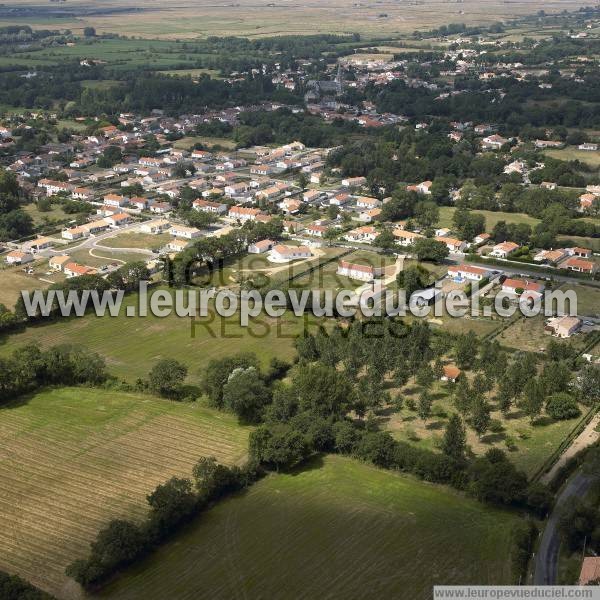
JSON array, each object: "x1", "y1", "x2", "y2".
[{"x1": 67, "y1": 457, "x2": 261, "y2": 588}]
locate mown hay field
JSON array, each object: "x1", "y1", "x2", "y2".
[{"x1": 0, "y1": 387, "x2": 250, "y2": 598}]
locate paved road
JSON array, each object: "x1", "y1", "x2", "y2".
[{"x1": 534, "y1": 471, "x2": 593, "y2": 585}]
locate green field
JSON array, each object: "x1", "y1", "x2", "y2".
[
  {"x1": 94, "y1": 455, "x2": 521, "y2": 600},
  {"x1": 0, "y1": 387, "x2": 249, "y2": 597},
  {"x1": 437, "y1": 207, "x2": 540, "y2": 232},
  {"x1": 544, "y1": 147, "x2": 600, "y2": 167},
  {"x1": 0, "y1": 289, "x2": 306, "y2": 382}
]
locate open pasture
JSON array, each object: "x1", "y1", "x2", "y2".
[
  {"x1": 94, "y1": 455, "x2": 522, "y2": 600},
  {"x1": 0, "y1": 288, "x2": 307, "y2": 382}
]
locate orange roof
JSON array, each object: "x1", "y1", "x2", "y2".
[
  {"x1": 579, "y1": 557, "x2": 600, "y2": 585},
  {"x1": 443, "y1": 365, "x2": 461, "y2": 380}
]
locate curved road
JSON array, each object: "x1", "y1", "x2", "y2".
[{"x1": 534, "y1": 471, "x2": 593, "y2": 584}]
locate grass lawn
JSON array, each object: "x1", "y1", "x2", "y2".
[
  {"x1": 94, "y1": 455, "x2": 521, "y2": 600},
  {"x1": 0, "y1": 259, "x2": 54, "y2": 310},
  {"x1": 67, "y1": 248, "x2": 149, "y2": 268},
  {"x1": 0, "y1": 387, "x2": 249, "y2": 597},
  {"x1": 437, "y1": 207, "x2": 540, "y2": 232},
  {"x1": 23, "y1": 202, "x2": 74, "y2": 227},
  {"x1": 496, "y1": 314, "x2": 591, "y2": 353},
  {"x1": 383, "y1": 380, "x2": 584, "y2": 478},
  {"x1": 557, "y1": 283, "x2": 600, "y2": 319},
  {"x1": 0, "y1": 289, "x2": 307, "y2": 382},
  {"x1": 99, "y1": 231, "x2": 170, "y2": 250}
]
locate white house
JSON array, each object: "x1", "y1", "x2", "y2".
[
  {"x1": 193, "y1": 199, "x2": 227, "y2": 214},
  {"x1": 490, "y1": 241, "x2": 519, "y2": 258},
  {"x1": 435, "y1": 236, "x2": 466, "y2": 253},
  {"x1": 62, "y1": 226, "x2": 88, "y2": 240},
  {"x1": 140, "y1": 219, "x2": 171, "y2": 234},
  {"x1": 447, "y1": 265, "x2": 493, "y2": 282},
  {"x1": 248, "y1": 239, "x2": 274, "y2": 254},
  {"x1": 269, "y1": 244, "x2": 312, "y2": 262},
  {"x1": 170, "y1": 225, "x2": 202, "y2": 239},
  {"x1": 337, "y1": 260, "x2": 383, "y2": 282},
  {"x1": 501, "y1": 278, "x2": 544, "y2": 296},
  {"x1": 6, "y1": 250, "x2": 33, "y2": 265}
]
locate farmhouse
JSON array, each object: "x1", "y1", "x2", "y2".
[
  {"x1": 337, "y1": 260, "x2": 383, "y2": 282},
  {"x1": 248, "y1": 239, "x2": 274, "y2": 254},
  {"x1": 6, "y1": 250, "x2": 33, "y2": 265},
  {"x1": 545, "y1": 316, "x2": 582, "y2": 339},
  {"x1": 490, "y1": 241, "x2": 519, "y2": 258},
  {"x1": 474, "y1": 233, "x2": 491, "y2": 245},
  {"x1": 270, "y1": 244, "x2": 312, "y2": 262},
  {"x1": 170, "y1": 225, "x2": 202, "y2": 239}
]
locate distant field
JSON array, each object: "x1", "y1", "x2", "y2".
[
  {"x1": 544, "y1": 147, "x2": 600, "y2": 167},
  {"x1": 437, "y1": 207, "x2": 540, "y2": 232},
  {"x1": 557, "y1": 234, "x2": 600, "y2": 252},
  {"x1": 173, "y1": 135, "x2": 237, "y2": 150},
  {"x1": 0, "y1": 0, "x2": 592, "y2": 39},
  {"x1": 0, "y1": 289, "x2": 306, "y2": 382},
  {"x1": 95, "y1": 455, "x2": 521, "y2": 600},
  {"x1": 0, "y1": 387, "x2": 249, "y2": 598}
]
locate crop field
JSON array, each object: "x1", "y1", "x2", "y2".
[
  {"x1": 437, "y1": 207, "x2": 540, "y2": 231},
  {"x1": 0, "y1": 0, "x2": 592, "y2": 39},
  {"x1": 384, "y1": 380, "x2": 585, "y2": 478},
  {"x1": 0, "y1": 289, "x2": 307, "y2": 382},
  {"x1": 94, "y1": 455, "x2": 521, "y2": 600},
  {"x1": 0, "y1": 387, "x2": 249, "y2": 598}
]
